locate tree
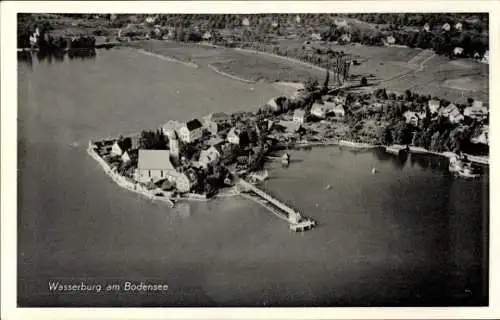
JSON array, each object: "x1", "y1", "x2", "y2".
[
  {"x1": 323, "y1": 69, "x2": 330, "y2": 91},
  {"x1": 380, "y1": 125, "x2": 394, "y2": 145},
  {"x1": 360, "y1": 76, "x2": 368, "y2": 86},
  {"x1": 304, "y1": 77, "x2": 319, "y2": 92}
]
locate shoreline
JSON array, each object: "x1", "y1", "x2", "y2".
[
  {"x1": 87, "y1": 140, "x2": 242, "y2": 207},
  {"x1": 135, "y1": 48, "x2": 199, "y2": 68},
  {"x1": 233, "y1": 47, "x2": 335, "y2": 77},
  {"x1": 207, "y1": 63, "x2": 257, "y2": 83},
  {"x1": 87, "y1": 142, "x2": 175, "y2": 208}
]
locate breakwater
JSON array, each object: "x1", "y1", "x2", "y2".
[
  {"x1": 339, "y1": 140, "x2": 381, "y2": 148},
  {"x1": 408, "y1": 146, "x2": 489, "y2": 166},
  {"x1": 237, "y1": 178, "x2": 314, "y2": 229}
]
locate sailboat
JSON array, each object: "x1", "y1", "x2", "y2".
[{"x1": 281, "y1": 152, "x2": 290, "y2": 167}]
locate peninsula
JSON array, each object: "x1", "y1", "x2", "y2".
[{"x1": 88, "y1": 76, "x2": 489, "y2": 232}]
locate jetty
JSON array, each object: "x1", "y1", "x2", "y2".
[{"x1": 237, "y1": 178, "x2": 316, "y2": 231}]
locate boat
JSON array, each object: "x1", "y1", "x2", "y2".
[
  {"x1": 371, "y1": 167, "x2": 378, "y2": 174},
  {"x1": 449, "y1": 156, "x2": 480, "y2": 179},
  {"x1": 281, "y1": 152, "x2": 290, "y2": 167}
]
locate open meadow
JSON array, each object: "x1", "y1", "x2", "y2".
[{"x1": 127, "y1": 39, "x2": 488, "y2": 104}]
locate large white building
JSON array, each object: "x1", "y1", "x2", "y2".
[{"x1": 135, "y1": 150, "x2": 178, "y2": 183}]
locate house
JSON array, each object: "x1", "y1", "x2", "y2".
[
  {"x1": 242, "y1": 18, "x2": 250, "y2": 26},
  {"x1": 145, "y1": 16, "x2": 156, "y2": 24},
  {"x1": 121, "y1": 151, "x2": 131, "y2": 163},
  {"x1": 340, "y1": 33, "x2": 351, "y2": 43},
  {"x1": 293, "y1": 109, "x2": 306, "y2": 124},
  {"x1": 328, "y1": 104, "x2": 345, "y2": 118},
  {"x1": 334, "y1": 19, "x2": 349, "y2": 28},
  {"x1": 442, "y1": 23, "x2": 451, "y2": 31},
  {"x1": 464, "y1": 101, "x2": 488, "y2": 119},
  {"x1": 455, "y1": 22, "x2": 463, "y2": 31},
  {"x1": 428, "y1": 100, "x2": 441, "y2": 114},
  {"x1": 178, "y1": 119, "x2": 203, "y2": 143},
  {"x1": 295, "y1": 15, "x2": 301, "y2": 23},
  {"x1": 482, "y1": 50, "x2": 489, "y2": 64},
  {"x1": 29, "y1": 27, "x2": 40, "y2": 46},
  {"x1": 453, "y1": 47, "x2": 464, "y2": 56},
  {"x1": 227, "y1": 127, "x2": 246, "y2": 145},
  {"x1": 207, "y1": 136, "x2": 225, "y2": 147},
  {"x1": 272, "y1": 21, "x2": 279, "y2": 28},
  {"x1": 162, "y1": 120, "x2": 182, "y2": 140},
  {"x1": 386, "y1": 35, "x2": 396, "y2": 45},
  {"x1": 175, "y1": 168, "x2": 198, "y2": 193},
  {"x1": 423, "y1": 23, "x2": 431, "y2": 32},
  {"x1": 198, "y1": 145, "x2": 222, "y2": 169},
  {"x1": 135, "y1": 150, "x2": 178, "y2": 183},
  {"x1": 202, "y1": 31, "x2": 212, "y2": 41},
  {"x1": 471, "y1": 125, "x2": 488, "y2": 145},
  {"x1": 277, "y1": 120, "x2": 303, "y2": 133},
  {"x1": 311, "y1": 32, "x2": 322, "y2": 41},
  {"x1": 203, "y1": 112, "x2": 229, "y2": 135},
  {"x1": 403, "y1": 111, "x2": 426, "y2": 127},
  {"x1": 311, "y1": 103, "x2": 327, "y2": 119},
  {"x1": 440, "y1": 103, "x2": 464, "y2": 123},
  {"x1": 266, "y1": 97, "x2": 281, "y2": 113},
  {"x1": 332, "y1": 95, "x2": 346, "y2": 105},
  {"x1": 111, "y1": 141, "x2": 123, "y2": 156}
]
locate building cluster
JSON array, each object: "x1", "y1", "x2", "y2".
[
  {"x1": 403, "y1": 99, "x2": 488, "y2": 144},
  {"x1": 96, "y1": 84, "x2": 351, "y2": 196}
]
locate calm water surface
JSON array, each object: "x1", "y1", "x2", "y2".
[{"x1": 17, "y1": 49, "x2": 489, "y2": 307}]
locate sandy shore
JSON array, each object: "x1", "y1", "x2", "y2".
[
  {"x1": 136, "y1": 48, "x2": 199, "y2": 68},
  {"x1": 207, "y1": 64, "x2": 256, "y2": 83}
]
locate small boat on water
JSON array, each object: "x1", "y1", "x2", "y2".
[
  {"x1": 371, "y1": 167, "x2": 378, "y2": 174},
  {"x1": 281, "y1": 152, "x2": 290, "y2": 167},
  {"x1": 449, "y1": 155, "x2": 480, "y2": 179}
]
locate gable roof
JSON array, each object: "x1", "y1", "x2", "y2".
[
  {"x1": 138, "y1": 150, "x2": 175, "y2": 170},
  {"x1": 294, "y1": 109, "x2": 306, "y2": 117},
  {"x1": 186, "y1": 119, "x2": 203, "y2": 131},
  {"x1": 204, "y1": 112, "x2": 229, "y2": 123},
  {"x1": 162, "y1": 120, "x2": 182, "y2": 132}
]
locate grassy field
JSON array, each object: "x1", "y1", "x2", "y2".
[
  {"x1": 127, "y1": 40, "x2": 488, "y2": 104},
  {"x1": 380, "y1": 54, "x2": 489, "y2": 103},
  {"x1": 127, "y1": 40, "x2": 325, "y2": 83}
]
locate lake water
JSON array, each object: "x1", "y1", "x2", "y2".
[{"x1": 17, "y1": 48, "x2": 489, "y2": 307}]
